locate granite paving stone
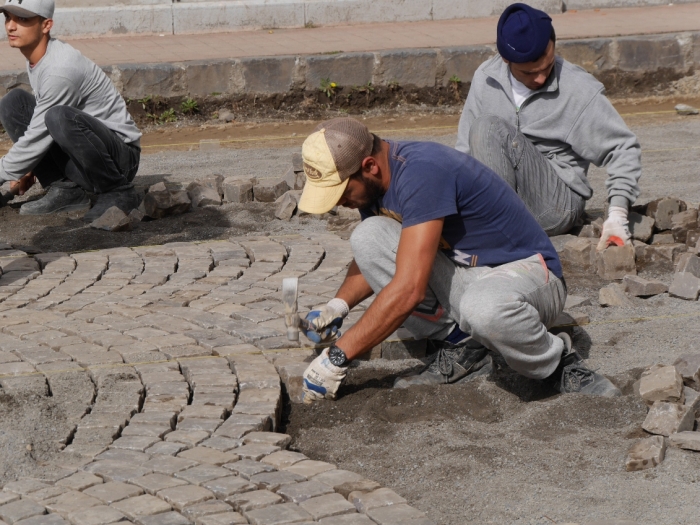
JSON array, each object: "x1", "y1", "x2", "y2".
[
  {"x1": 0, "y1": 501, "x2": 46, "y2": 524},
  {"x1": 194, "y1": 512, "x2": 246, "y2": 525},
  {"x1": 197, "y1": 437, "x2": 241, "y2": 452},
  {"x1": 311, "y1": 470, "x2": 363, "y2": 490},
  {"x1": 13, "y1": 515, "x2": 67, "y2": 525},
  {"x1": 225, "y1": 491, "x2": 282, "y2": 513},
  {"x1": 84, "y1": 461, "x2": 151, "y2": 483},
  {"x1": 365, "y1": 504, "x2": 429, "y2": 524},
  {"x1": 177, "y1": 448, "x2": 238, "y2": 466},
  {"x1": 111, "y1": 437, "x2": 162, "y2": 452},
  {"x1": 165, "y1": 431, "x2": 210, "y2": 448},
  {"x1": 143, "y1": 456, "x2": 199, "y2": 476},
  {"x1": 0, "y1": 495, "x2": 20, "y2": 507},
  {"x1": 135, "y1": 511, "x2": 190, "y2": 525},
  {"x1": 283, "y1": 461, "x2": 336, "y2": 479},
  {"x1": 132, "y1": 475, "x2": 190, "y2": 496},
  {"x1": 350, "y1": 488, "x2": 406, "y2": 513},
  {"x1": 275, "y1": 481, "x2": 334, "y2": 503},
  {"x1": 2, "y1": 481, "x2": 50, "y2": 496},
  {"x1": 260, "y1": 452, "x2": 307, "y2": 470},
  {"x1": 248, "y1": 471, "x2": 305, "y2": 492},
  {"x1": 173, "y1": 466, "x2": 231, "y2": 486},
  {"x1": 110, "y1": 495, "x2": 172, "y2": 519},
  {"x1": 66, "y1": 505, "x2": 127, "y2": 525},
  {"x1": 41, "y1": 491, "x2": 103, "y2": 515},
  {"x1": 122, "y1": 425, "x2": 172, "y2": 439},
  {"x1": 242, "y1": 503, "x2": 312, "y2": 525},
  {"x1": 145, "y1": 443, "x2": 189, "y2": 457},
  {"x1": 176, "y1": 420, "x2": 222, "y2": 434},
  {"x1": 242, "y1": 433, "x2": 291, "y2": 449},
  {"x1": 180, "y1": 501, "x2": 231, "y2": 519},
  {"x1": 317, "y1": 513, "x2": 375, "y2": 524},
  {"x1": 23, "y1": 488, "x2": 70, "y2": 503},
  {"x1": 83, "y1": 482, "x2": 144, "y2": 504},
  {"x1": 223, "y1": 460, "x2": 275, "y2": 480},
  {"x1": 201, "y1": 477, "x2": 256, "y2": 499},
  {"x1": 233, "y1": 445, "x2": 279, "y2": 462},
  {"x1": 94, "y1": 450, "x2": 149, "y2": 464},
  {"x1": 298, "y1": 493, "x2": 357, "y2": 520},
  {"x1": 156, "y1": 486, "x2": 214, "y2": 511}
]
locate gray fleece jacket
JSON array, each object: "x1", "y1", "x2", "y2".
[
  {"x1": 0, "y1": 38, "x2": 141, "y2": 182},
  {"x1": 455, "y1": 55, "x2": 641, "y2": 208}
]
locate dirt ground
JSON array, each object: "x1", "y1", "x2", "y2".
[{"x1": 0, "y1": 102, "x2": 699, "y2": 524}]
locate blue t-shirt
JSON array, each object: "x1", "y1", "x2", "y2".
[{"x1": 360, "y1": 140, "x2": 562, "y2": 278}]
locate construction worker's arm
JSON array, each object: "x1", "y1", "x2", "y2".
[{"x1": 301, "y1": 219, "x2": 444, "y2": 403}]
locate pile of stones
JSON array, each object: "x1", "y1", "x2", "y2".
[
  {"x1": 626, "y1": 355, "x2": 700, "y2": 471},
  {"x1": 559, "y1": 197, "x2": 700, "y2": 304}
]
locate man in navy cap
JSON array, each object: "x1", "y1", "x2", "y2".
[{"x1": 455, "y1": 3, "x2": 641, "y2": 251}]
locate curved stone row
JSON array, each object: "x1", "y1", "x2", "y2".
[{"x1": 0, "y1": 235, "x2": 434, "y2": 525}]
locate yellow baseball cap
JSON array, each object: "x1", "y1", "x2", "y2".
[{"x1": 298, "y1": 117, "x2": 374, "y2": 215}]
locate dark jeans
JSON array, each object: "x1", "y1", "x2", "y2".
[{"x1": 0, "y1": 89, "x2": 139, "y2": 193}]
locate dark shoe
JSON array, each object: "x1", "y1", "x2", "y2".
[
  {"x1": 19, "y1": 181, "x2": 90, "y2": 215},
  {"x1": 83, "y1": 185, "x2": 141, "y2": 222},
  {"x1": 394, "y1": 338, "x2": 491, "y2": 389},
  {"x1": 550, "y1": 333, "x2": 621, "y2": 397}
]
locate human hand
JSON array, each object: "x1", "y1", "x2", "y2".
[
  {"x1": 10, "y1": 172, "x2": 36, "y2": 196},
  {"x1": 302, "y1": 348, "x2": 348, "y2": 403},
  {"x1": 302, "y1": 298, "x2": 349, "y2": 345},
  {"x1": 597, "y1": 206, "x2": 631, "y2": 251}
]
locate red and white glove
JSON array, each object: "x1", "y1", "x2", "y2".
[
  {"x1": 302, "y1": 348, "x2": 347, "y2": 404},
  {"x1": 597, "y1": 206, "x2": 631, "y2": 251}
]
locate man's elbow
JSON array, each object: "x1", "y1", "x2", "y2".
[{"x1": 406, "y1": 289, "x2": 426, "y2": 312}]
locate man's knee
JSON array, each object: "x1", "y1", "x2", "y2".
[
  {"x1": 460, "y1": 296, "x2": 504, "y2": 340},
  {"x1": 45, "y1": 105, "x2": 77, "y2": 138},
  {"x1": 0, "y1": 89, "x2": 33, "y2": 123},
  {"x1": 468, "y1": 115, "x2": 513, "y2": 158},
  {"x1": 350, "y1": 216, "x2": 401, "y2": 266},
  {"x1": 350, "y1": 217, "x2": 400, "y2": 251}
]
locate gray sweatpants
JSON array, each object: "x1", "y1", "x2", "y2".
[
  {"x1": 351, "y1": 217, "x2": 567, "y2": 379},
  {"x1": 468, "y1": 115, "x2": 586, "y2": 236}
]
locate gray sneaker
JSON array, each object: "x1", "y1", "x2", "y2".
[
  {"x1": 83, "y1": 185, "x2": 141, "y2": 222},
  {"x1": 394, "y1": 338, "x2": 492, "y2": 389},
  {"x1": 551, "y1": 333, "x2": 621, "y2": 397},
  {"x1": 19, "y1": 181, "x2": 90, "y2": 215}
]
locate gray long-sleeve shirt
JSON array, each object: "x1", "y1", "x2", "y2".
[
  {"x1": 456, "y1": 55, "x2": 641, "y2": 208},
  {"x1": 0, "y1": 38, "x2": 141, "y2": 182}
]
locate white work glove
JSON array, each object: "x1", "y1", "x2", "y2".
[
  {"x1": 302, "y1": 348, "x2": 348, "y2": 403},
  {"x1": 302, "y1": 298, "x2": 349, "y2": 345},
  {"x1": 597, "y1": 206, "x2": 631, "y2": 251}
]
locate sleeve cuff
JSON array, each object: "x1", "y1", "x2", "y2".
[{"x1": 609, "y1": 196, "x2": 629, "y2": 209}]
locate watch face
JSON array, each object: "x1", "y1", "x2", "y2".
[{"x1": 328, "y1": 346, "x2": 347, "y2": 366}]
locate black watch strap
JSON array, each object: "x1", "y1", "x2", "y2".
[{"x1": 328, "y1": 345, "x2": 349, "y2": 367}]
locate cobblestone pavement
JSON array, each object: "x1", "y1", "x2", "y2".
[{"x1": 0, "y1": 234, "x2": 431, "y2": 525}]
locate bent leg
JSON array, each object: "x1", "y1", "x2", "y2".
[
  {"x1": 0, "y1": 89, "x2": 35, "y2": 141},
  {"x1": 459, "y1": 255, "x2": 567, "y2": 379},
  {"x1": 468, "y1": 115, "x2": 585, "y2": 235},
  {"x1": 0, "y1": 90, "x2": 65, "y2": 187},
  {"x1": 45, "y1": 106, "x2": 140, "y2": 193},
  {"x1": 350, "y1": 216, "x2": 487, "y2": 341}
]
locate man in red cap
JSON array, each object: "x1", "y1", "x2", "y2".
[
  {"x1": 295, "y1": 117, "x2": 621, "y2": 403},
  {"x1": 456, "y1": 2, "x2": 641, "y2": 251}
]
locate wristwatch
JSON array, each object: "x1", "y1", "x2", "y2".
[{"x1": 328, "y1": 345, "x2": 350, "y2": 367}]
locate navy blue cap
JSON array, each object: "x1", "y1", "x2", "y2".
[{"x1": 497, "y1": 3, "x2": 553, "y2": 63}]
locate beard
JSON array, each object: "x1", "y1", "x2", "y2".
[{"x1": 355, "y1": 176, "x2": 385, "y2": 211}]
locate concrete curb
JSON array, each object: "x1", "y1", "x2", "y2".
[{"x1": 1, "y1": 31, "x2": 699, "y2": 99}]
